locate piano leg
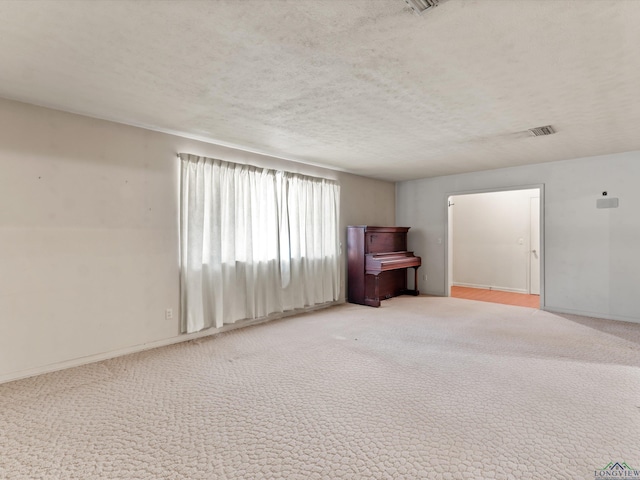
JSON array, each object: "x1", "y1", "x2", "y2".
[
  {"x1": 364, "y1": 273, "x2": 381, "y2": 307},
  {"x1": 404, "y1": 267, "x2": 420, "y2": 296}
]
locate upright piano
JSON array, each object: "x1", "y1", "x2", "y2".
[{"x1": 347, "y1": 226, "x2": 421, "y2": 307}]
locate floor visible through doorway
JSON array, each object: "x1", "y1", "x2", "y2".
[{"x1": 451, "y1": 285, "x2": 540, "y2": 308}]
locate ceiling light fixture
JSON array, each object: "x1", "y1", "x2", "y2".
[{"x1": 403, "y1": 0, "x2": 441, "y2": 15}]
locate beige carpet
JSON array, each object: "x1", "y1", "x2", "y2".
[{"x1": 1, "y1": 296, "x2": 639, "y2": 479}]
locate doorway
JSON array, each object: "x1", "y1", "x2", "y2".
[{"x1": 446, "y1": 187, "x2": 543, "y2": 308}]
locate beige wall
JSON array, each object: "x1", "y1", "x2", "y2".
[{"x1": 0, "y1": 98, "x2": 395, "y2": 382}]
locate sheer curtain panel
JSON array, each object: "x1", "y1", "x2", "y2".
[{"x1": 179, "y1": 154, "x2": 340, "y2": 333}]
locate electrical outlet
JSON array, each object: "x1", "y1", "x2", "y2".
[
  {"x1": 165, "y1": 308, "x2": 173, "y2": 320},
  {"x1": 422, "y1": 274, "x2": 427, "y2": 281}
]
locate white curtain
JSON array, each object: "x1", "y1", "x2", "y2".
[{"x1": 179, "y1": 154, "x2": 340, "y2": 333}]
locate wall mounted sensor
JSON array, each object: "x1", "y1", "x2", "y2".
[{"x1": 597, "y1": 197, "x2": 619, "y2": 209}]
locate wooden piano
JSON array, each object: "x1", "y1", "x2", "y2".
[{"x1": 347, "y1": 226, "x2": 421, "y2": 307}]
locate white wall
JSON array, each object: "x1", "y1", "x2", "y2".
[
  {"x1": 0, "y1": 98, "x2": 395, "y2": 382},
  {"x1": 451, "y1": 189, "x2": 538, "y2": 294},
  {"x1": 397, "y1": 152, "x2": 640, "y2": 323}
]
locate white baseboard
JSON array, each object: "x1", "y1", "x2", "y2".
[
  {"x1": 543, "y1": 306, "x2": 640, "y2": 325},
  {"x1": 391, "y1": 293, "x2": 638, "y2": 325},
  {"x1": 452, "y1": 282, "x2": 528, "y2": 295},
  {"x1": 0, "y1": 300, "x2": 341, "y2": 385}
]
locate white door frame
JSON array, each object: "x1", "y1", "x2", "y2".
[
  {"x1": 529, "y1": 196, "x2": 541, "y2": 295},
  {"x1": 445, "y1": 184, "x2": 545, "y2": 310}
]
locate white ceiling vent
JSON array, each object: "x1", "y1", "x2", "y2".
[
  {"x1": 404, "y1": 0, "x2": 441, "y2": 15},
  {"x1": 528, "y1": 125, "x2": 556, "y2": 137}
]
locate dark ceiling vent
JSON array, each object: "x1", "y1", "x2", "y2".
[
  {"x1": 404, "y1": 0, "x2": 440, "y2": 15},
  {"x1": 528, "y1": 125, "x2": 556, "y2": 137}
]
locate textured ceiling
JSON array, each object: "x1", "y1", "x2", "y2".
[{"x1": 1, "y1": 0, "x2": 640, "y2": 181}]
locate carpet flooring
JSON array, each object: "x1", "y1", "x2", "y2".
[
  {"x1": 451, "y1": 286, "x2": 540, "y2": 308},
  {"x1": 1, "y1": 296, "x2": 639, "y2": 479}
]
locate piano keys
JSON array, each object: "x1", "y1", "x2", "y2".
[
  {"x1": 365, "y1": 251, "x2": 422, "y2": 273},
  {"x1": 347, "y1": 226, "x2": 422, "y2": 307}
]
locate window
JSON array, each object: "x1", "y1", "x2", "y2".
[{"x1": 179, "y1": 154, "x2": 340, "y2": 333}]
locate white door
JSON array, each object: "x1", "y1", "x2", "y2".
[{"x1": 529, "y1": 197, "x2": 540, "y2": 295}]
